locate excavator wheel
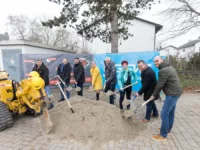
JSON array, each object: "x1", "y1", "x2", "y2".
[{"x1": 0, "y1": 102, "x2": 14, "y2": 131}]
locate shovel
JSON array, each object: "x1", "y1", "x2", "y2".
[
  {"x1": 121, "y1": 95, "x2": 138, "y2": 119},
  {"x1": 100, "y1": 83, "x2": 106, "y2": 100},
  {"x1": 106, "y1": 81, "x2": 138, "y2": 97},
  {"x1": 122, "y1": 94, "x2": 137, "y2": 108},
  {"x1": 57, "y1": 82, "x2": 75, "y2": 113},
  {"x1": 133, "y1": 98, "x2": 153, "y2": 114},
  {"x1": 40, "y1": 98, "x2": 54, "y2": 134},
  {"x1": 74, "y1": 84, "x2": 81, "y2": 92},
  {"x1": 88, "y1": 85, "x2": 95, "y2": 92},
  {"x1": 56, "y1": 75, "x2": 72, "y2": 91}
]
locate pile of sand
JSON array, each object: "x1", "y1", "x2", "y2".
[{"x1": 43, "y1": 96, "x2": 146, "y2": 145}]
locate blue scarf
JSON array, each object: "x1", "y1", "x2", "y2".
[{"x1": 61, "y1": 63, "x2": 64, "y2": 73}]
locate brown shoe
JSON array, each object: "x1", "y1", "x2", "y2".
[
  {"x1": 157, "y1": 128, "x2": 171, "y2": 136},
  {"x1": 141, "y1": 119, "x2": 149, "y2": 123},
  {"x1": 152, "y1": 134, "x2": 167, "y2": 141}
]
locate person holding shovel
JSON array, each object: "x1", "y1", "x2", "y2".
[
  {"x1": 32, "y1": 58, "x2": 53, "y2": 109},
  {"x1": 104, "y1": 57, "x2": 117, "y2": 104},
  {"x1": 57, "y1": 58, "x2": 72, "y2": 102},
  {"x1": 136, "y1": 60, "x2": 159, "y2": 123},
  {"x1": 73, "y1": 57, "x2": 85, "y2": 96},
  {"x1": 118, "y1": 60, "x2": 137, "y2": 110},
  {"x1": 150, "y1": 56, "x2": 182, "y2": 141},
  {"x1": 89, "y1": 61, "x2": 102, "y2": 100}
]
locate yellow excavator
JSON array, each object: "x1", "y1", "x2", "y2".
[{"x1": 0, "y1": 71, "x2": 46, "y2": 131}]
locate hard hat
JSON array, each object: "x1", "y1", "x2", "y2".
[
  {"x1": 31, "y1": 76, "x2": 44, "y2": 90},
  {"x1": 28, "y1": 71, "x2": 39, "y2": 79}
]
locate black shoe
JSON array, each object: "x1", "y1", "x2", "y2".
[
  {"x1": 48, "y1": 104, "x2": 54, "y2": 110},
  {"x1": 58, "y1": 99, "x2": 64, "y2": 102}
]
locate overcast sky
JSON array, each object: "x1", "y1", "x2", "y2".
[{"x1": 0, "y1": 0, "x2": 199, "y2": 48}]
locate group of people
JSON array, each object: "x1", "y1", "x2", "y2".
[{"x1": 32, "y1": 56, "x2": 182, "y2": 142}]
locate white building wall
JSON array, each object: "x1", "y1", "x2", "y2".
[
  {"x1": 90, "y1": 19, "x2": 156, "y2": 54},
  {"x1": 178, "y1": 46, "x2": 195, "y2": 58}
]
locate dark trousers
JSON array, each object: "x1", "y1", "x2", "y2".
[
  {"x1": 119, "y1": 87, "x2": 132, "y2": 110},
  {"x1": 104, "y1": 83, "x2": 116, "y2": 104},
  {"x1": 145, "y1": 100, "x2": 158, "y2": 120},
  {"x1": 76, "y1": 83, "x2": 83, "y2": 96}
]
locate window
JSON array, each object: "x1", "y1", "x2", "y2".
[{"x1": 183, "y1": 49, "x2": 185, "y2": 52}]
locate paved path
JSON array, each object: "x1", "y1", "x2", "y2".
[{"x1": 0, "y1": 91, "x2": 200, "y2": 150}]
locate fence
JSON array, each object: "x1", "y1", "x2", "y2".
[{"x1": 19, "y1": 51, "x2": 161, "y2": 91}]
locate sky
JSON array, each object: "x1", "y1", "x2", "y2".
[{"x1": 0, "y1": 0, "x2": 199, "y2": 48}]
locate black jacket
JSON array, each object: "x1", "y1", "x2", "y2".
[
  {"x1": 138, "y1": 66, "x2": 159, "y2": 101},
  {"x1": 153, "y1": 61, "x2": 182, "y2": 97},
  {"x1": 57, "y1": 63, "x2": 72, "y2": 84},
  {"x1": 104, "y1": 60, "x2": 117, "y2": 85},
  {"x1": 32, "y1": 63, "x2": 49, "y2": 86},
  {"x1": 73, "y1": 62, "x2": 85, "y2": 84}
]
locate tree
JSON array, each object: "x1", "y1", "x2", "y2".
[
  {"x1": 6, "y1": 15, "x2": 81, "y2": 49},
  {"x1": 160, "y1": 0, "x2": 200, "y2": 39},
  {"x1": 43, "y1": 0, "x2": 159, "y2": 53}
]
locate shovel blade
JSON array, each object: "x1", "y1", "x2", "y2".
[
  {"x1": 106, "y1": 90, "x2": 113, "y2": 97},
  {"x1": 122, "y1": 110, "x2": 133, "y2": 119},
  {"x1": 75, "y1": 87, "x2": 81, "y2": 92},
  {"x1": 66, "y1": 86, "x2": 73, "y2": 92},
  {"x1": 100, "y1": 91, "x2": 106, "y2": 101},
  {"x1": 122, "y1": 99, "x2": 131, "y2": 108},
  {"x1": 40, "y1": 109, "x2": 53, "y2": 134},
  {"x1": 88, "y1": 86, "x2": 95, "y2": 92}
]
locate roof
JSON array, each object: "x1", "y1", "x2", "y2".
[
  {"x1": 178, "y1": 39, "x2": 200, "y2": 49},
  {"x1": 0, "y1": 40, "x2": 75, "y2": 53},
  {"x1": 159, "y1": 45, "x2": 177, "y2": 51},
  {"x1": 135, "y1": 17, "x2": 163, "y2": 33},
  {"x1": 77, "y1": 17, "x2": 163, "y2": 35}
]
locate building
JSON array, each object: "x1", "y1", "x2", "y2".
[
  {"x1": 78, "y1": 17, "x2": 163, "y2": 54},
  {"x1": 178, "y1": 38, "x2": 200, "y2": 59},
  {"x1": 0, "y1": 40, "x2": 74, "y2": 81},
  {"x1": 0, "y1": 32, "x2": 9, "y2": 41},
  {"x1": 158, "y1": 45, "x2": 178, "y2": 57}
]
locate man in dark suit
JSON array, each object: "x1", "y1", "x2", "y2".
[{"x1": 136, "y1": 60, "x2": 159, "y2": 123}]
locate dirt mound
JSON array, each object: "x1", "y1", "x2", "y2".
[{"x1": 43, "y1": 96, "x2": 146, "y2": 146}]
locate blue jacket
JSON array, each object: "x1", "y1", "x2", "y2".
[{"x1": 117, "y1": 68, "x2": 137, "y2": 89}]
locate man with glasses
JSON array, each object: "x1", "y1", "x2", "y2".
[
  {"x1": 150, "y1": 56, "x2": 182, "y2": 141},
  {"x1": 136, "y1": 60, "x2": 159, "y2": 123}
]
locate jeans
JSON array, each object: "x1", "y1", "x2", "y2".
[
  {"x1": 45, "y1": 85, "x2": 54, "y2": 109},
  {"x1": 60, "y1": 83, "x2": 70, "y2": 99},
  {"x1": 145, "y1": 100, "x2": 158, "y2": 120},
  {"x1": 76, "y1": 83, "x2": 83, "y2": 96},
  {"x1": 119, "y1": 87, "x2": 132, "y2": 110},
  {"x1": 104, "y1": 83, "x2": 116, "y2": 105},
  {"x1": 45, "y1": 85, "x2": 52, "y2": 97},
  {"x1": 160, "y1": 95, "x2": 180, "y2": 138}
]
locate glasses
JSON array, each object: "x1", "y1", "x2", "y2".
[{"x1": 154, "y1": 60, "x2": 159, "y2": 63}]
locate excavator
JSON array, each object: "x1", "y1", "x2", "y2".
[{"x1": 0, "y1": 71, "x2": 47, "y2": 131}]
